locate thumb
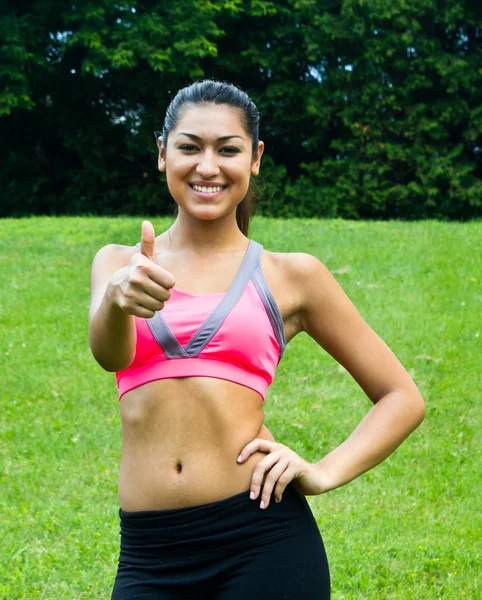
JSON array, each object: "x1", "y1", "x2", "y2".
[{"x1": 140, "y1": 220, "x2": 156, "y2": 260}]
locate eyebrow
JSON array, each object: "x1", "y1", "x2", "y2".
[{"x1": 176, "y1": 133, "x2": 245, "y2": 142}]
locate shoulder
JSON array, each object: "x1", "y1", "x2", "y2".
[
  {"x1": 261, "y1": 248, "x2": 329, "y2": 318},
  {"x1": 274, "y1": 251, "x2": 323, "y2": 278},
  {"x1": 260, "y1": 246, "x2": 313, "y2": 269},
  {"x1": 91, "y1": 243, "x2": 138, "y2": 269},
  {"x1": 92, "y1": 244, "x2": 138, "y2": 274},
  {"x1": 260, "y1": 247, "x2": 310, "y2": 284},
  {"x1": 264, "y1": 248, "x2": 327, "y2": 289},
  {"x1": 267, "y1": 250, "x2": 340, "y2": 329}
]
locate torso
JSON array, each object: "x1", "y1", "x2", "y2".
[{"x1": 118, "y1": 233, "x2": 304, "y2": 511}]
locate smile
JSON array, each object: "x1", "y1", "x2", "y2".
[{"x1": 190, "y1": 184, "x2": 227, "y2": 193}]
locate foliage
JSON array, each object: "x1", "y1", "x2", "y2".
[{"x1": 0, "y1": 0, "x2": 481, "y2": 219}]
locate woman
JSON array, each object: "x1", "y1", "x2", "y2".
[{"x1": 88, "y1": 80, "x2": 426, "y2": 599}]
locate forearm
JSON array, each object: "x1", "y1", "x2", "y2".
[
  {"x1": 315, "y1": 390, "x2": 426, "y2": 492},
  {"x1": 88, "y1": 283, "x2": 136, "y2": 372}
]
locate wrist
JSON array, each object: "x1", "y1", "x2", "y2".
[
  {"x1": 105, "y1": 279, "x2": 121, "y2": 311},
  {"x1": 311, "y1": 463, "x2": 337, "y2": 494}
]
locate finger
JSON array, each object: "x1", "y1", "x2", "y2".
[
  {"x1": 249, "y1": 451, "x2": 284, "y2": 501},
  {"x1": 140, "y1": 220, "x2": 156, "y2": 260},
  {"x1": 273, "y1": 465, "x2": 299, "y2": 504},
  {"x1": 133, "y1": 290, "x2": 167, "y2": 313},
  {"x1": 131, "y1": 252, "x2": 175, "y2": 290},
  {"x1": 258, "y1": 460, "x2": 290, "y2": 510},
  {"x1": 118, "y1": 291, "x2": 163, "y2": 317},
  {"x1": 146, "y1": 262, "x2": 176, "y2": 290},
  {"x1": 122, "y1": 303, "x2": 157, "y2": 319},
  {"x1": 237, "y1": 439, "x2": 278, "y2": 463},
  {"x1": 131, "y1": 274, "x2": 172, "y2": 303},
  {"x1": 133, "y1": 305, "x2": 156, "y2": 319}
]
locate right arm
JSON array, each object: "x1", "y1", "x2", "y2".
[
  {"x1": 88, "y1": 244, "x2": 137, "y2": 372},
  {"x1": 88, "y1": 221, "x2": 176, "y2": 372}
]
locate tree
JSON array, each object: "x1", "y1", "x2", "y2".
[{"x1": 1, "y1": 0, "x2": 481, "y2": 219}]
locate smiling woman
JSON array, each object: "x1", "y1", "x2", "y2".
[
  {"x1": 89, "y1": 80, "x2": 331, "y2": 598},
  {"x1": 155, "y1": 82, "x2": 263, "y2": 236},
  {"x1": 158, "y1": 109, "x2": 263, "y2": 222},
  {"x1": 88, "y1": 80, "x2": 424, "y2": 599}
]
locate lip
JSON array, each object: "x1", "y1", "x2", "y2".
[
  {"x1": 189, "y1": 183, "x2": 228, "y2": 201},
  {"x1": 189, "y1": 181, "x2": 227, "y2": 187}
]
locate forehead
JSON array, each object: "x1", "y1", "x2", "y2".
[{"x1": 172, "y1": 103, "x2": 246, "y2": 139}]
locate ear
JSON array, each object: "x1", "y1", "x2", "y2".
[
  {"x1": 251, "y1": 140, "x2": 265, "y2": 176},
  {"x1": 158, "y1": 138, "x2": 167, "y2": 172}
]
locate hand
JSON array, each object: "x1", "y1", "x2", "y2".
[
  {"x1": 237, "y1": 439, "x2": 332, "y2": 510},
  {"x1": 109, "y1": 220, "x2": 175, "y2": 318}
]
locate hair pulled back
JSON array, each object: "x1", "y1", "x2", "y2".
[{"x1": 161, "y1": 80, "x2": 261, "y2": 236}]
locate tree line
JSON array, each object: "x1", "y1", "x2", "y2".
[{"x1": 1, "y1": 0, "x2": 481, "y2": 220}]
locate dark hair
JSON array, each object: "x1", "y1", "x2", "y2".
[{"x1": 161, "y1": 80, "x2": 261, "y2": 236}]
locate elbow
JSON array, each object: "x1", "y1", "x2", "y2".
[
  {"x1": 91, "y1": 350, "x2": 135, "y2": 372},
  {"x1": 401, "y1": 380, "x2": 426, "y2": 425},
  {"x1": 418, "y1": 398, "x2": 427, "y2": 423},
  {"x1": 411, "y1": 392, "x2": 426, "y2": 426},
  {"x1": 98, "y1": 359, "x2": 128, "y2": 373},
  {"x1": 88, "y1": 337, "x2": 135, "y2": 372}
]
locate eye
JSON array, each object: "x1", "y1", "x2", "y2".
[
  {"x1": 220, "y1": 146, "x2": 240, "y2": 154},
  {"x1": 179, "y1": 144, "x2": 199, "y2": 152}
]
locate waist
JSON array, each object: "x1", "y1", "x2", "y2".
[
  {"x1": 118, "y1": 446, "x2": 273, "y2": 511},
  {"x1": 117, "y1": 481, "x2": 310, "y2": 562}
]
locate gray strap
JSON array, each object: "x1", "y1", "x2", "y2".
[
  {"x1": 251, "y1": 264, "x2": 287, "y2": 362},
  {"x1": 134, "y1": 240, "x2": 185, "y2": 355},
  {"x1": 146, "y1": 240, "x2": 264, "y2": 358},
  {"x1": 147, "y1": 309, "x2": 186, "y2": 357},
  {"x1": 184, "y1": 240, "x2": 263, "y2": 355},
  {"x1": 135, "y1": 239, "x2": 286, "y2": 361}
]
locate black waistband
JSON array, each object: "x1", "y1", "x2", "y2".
[{"x1": 117, "y1": 483, "x2": 314, "y2": 562}]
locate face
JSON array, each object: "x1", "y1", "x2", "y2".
[{"x1": 158, "y1": 103, "x2": 264, "y2": 219}]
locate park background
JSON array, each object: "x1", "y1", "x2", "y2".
[{"x1": 1, "y1": 0, "x2": 481, "y2": 598}]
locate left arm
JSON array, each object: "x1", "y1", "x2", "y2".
[
  {"x1": 314, "y1": 389, "x2": 425, "y2": 491},
  {"x1": 297, "y1": 253, "x2": 426, "y2": 491},
  {"x1": 237, "y1": 253, "x2": 426, "y2": 508}
]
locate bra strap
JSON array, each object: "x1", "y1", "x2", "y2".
[{"x1": 145, "y1": 240, "x2": 263, "y2": 358}]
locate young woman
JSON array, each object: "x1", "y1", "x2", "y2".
[{"x1": 88, "y1": 80, "x2": 426, "y2": 599}]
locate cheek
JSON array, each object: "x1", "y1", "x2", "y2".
[
  {"x1": 166, "y1": 156, "x2": 195, "y2": 175},
  {"x1": 222, "y1": 158, "x2": 252, "y2": 181},
  {"x1": 165, "y1": 161, "x2": 194, "y2": 194}
]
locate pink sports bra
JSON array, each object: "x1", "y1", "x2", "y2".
[{"x1": 115, "y1": 239, "x2": 287, "y2": 402}]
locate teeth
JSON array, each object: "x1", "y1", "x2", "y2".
[{"x1": 192, "y1": 185, "x2": 225, "y2": 193}]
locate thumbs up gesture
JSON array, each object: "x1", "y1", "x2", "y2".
[
  {"x1": 110, "y1": 221, "x2": 176, "y2": 318},
  {"x1": 140, "y1": 220, "x2": 156, "y2": 261}
]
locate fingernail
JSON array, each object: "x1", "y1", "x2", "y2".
[
  {"x1": 250, "y1": 491, "x2": 255, "y2": 500},
  {"x1": 275, "y1": 497, "x2": 280, "y2": 503},
  {"x1": 260, "y1": 500, "x2": 265, "y2": 509},
  {"x1": 237, "y1": 454, "x2": 242, "y2": 462}
]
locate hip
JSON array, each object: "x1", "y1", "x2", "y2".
[
  {"x1": 116, "y1": 481, "x2": 321, "y2": 563},
  {"x1": 112, "y1": 482, "x2": 331, "y2": 598}
]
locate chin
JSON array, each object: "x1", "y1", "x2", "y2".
[{"x1": 176, "y1": 203, "x2": 229, "y2": 219}]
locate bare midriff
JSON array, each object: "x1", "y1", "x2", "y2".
[{"x1": 118, "y1": 375, "x2": 276, "y2": 511}]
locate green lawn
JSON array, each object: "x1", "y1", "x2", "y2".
[{"x1": 0, "y1": 216, "x2": 480, "y2": 599}]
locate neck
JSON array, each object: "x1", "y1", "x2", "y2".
[{"x1": 166, "y1": 209, "x2": 248, "y2": 256}]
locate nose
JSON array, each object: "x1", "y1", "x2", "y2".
[{"x1": 195, "y1": 149, "x2": 220, "y2": 178}]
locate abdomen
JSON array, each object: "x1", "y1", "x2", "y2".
[{"x1": 117, "y1": 377, "x2": 274, "y2": 511}]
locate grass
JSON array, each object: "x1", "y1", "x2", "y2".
[{"x1": 0, "y1": 215, "x2": 480, "y2": 599}]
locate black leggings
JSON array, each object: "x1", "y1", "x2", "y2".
[{"x1": 111, "y1": 482, "x2": 331, "y2": 599}]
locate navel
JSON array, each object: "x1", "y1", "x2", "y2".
[{"x1": 175, "y1": 461, "x2": 183, "y2": 474}]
